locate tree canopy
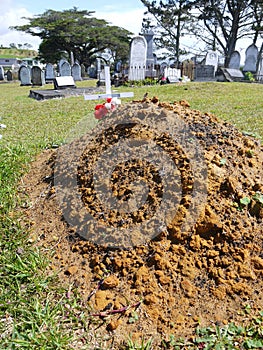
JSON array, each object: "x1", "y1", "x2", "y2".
[
  {"x1": 11, "y1": 7, "x2": 132, "y2": 66},
  {"x1": 141, "y1": 0, "x2": 263, "y2": 67}
]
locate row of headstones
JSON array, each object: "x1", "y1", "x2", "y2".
[{"x1": 18, "y1": 60, "x2": 83, "y2": 86}]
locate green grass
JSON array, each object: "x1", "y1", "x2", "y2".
[
  {"x1": 0, "y1": 48, "x2": 38, "y2": 58},
  {"x1": 0, "y1": 80, "x2": 263, "y2": 349}
]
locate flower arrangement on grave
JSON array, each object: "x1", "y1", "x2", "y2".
[{"x1": 94, "y1": 97, "x2": 121, "y2": 119}]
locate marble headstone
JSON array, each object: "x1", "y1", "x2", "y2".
[
  {"x1": 45, "y1": 63, "x2": 55, "y2": 82},
  {"x1": 229, "y1": 51, "x2": 241, "y2": 69},
  {"x1": 128, "y1": 36, "x2": 147, "y2": 81},
  {"x1": 19, "y1": 66, "x2": 31, "y2": 86},
  {"x1": 243, "y1": 44, "x2": 258, "y2": 73},
  {"x1": 72, "y1": 62, "x2": 82, "y2": 81},
  {"x1": 205, "y1": 50, "x2": 218, "y2": 72},
  {"x1": 60, "y1": 61, "x2": 71, "y2": 76}
]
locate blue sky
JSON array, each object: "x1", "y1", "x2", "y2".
[{"x1": 0, "y1": 0, "x2": 145, "y2": 49}]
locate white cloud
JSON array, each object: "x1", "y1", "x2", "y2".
[
  {"x1": 0, "y1": 1, "x2": 41, "y2": 49},
  {"x1": 95, "y1": 8, "x2": 145, "y2": 36}
]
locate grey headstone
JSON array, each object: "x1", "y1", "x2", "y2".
[
  {"x1": 58, "y1": 59, "x2": 68, "y2": 73},
  {"x1": 88, "y1": 65, "x2": 96, "y2": 78},
  {"x1": 6, "y1": 70, "x2": 13, "y2": 81},
  {"x1": 60, "y1": 61, "x2": 71, "y2": 76},
  {"x1": 81, "y1": 64, "x2": 86, "y2": 78},
  {"x1": 0, "y1": 66, "x2": 4, "y2": 80},
  {"x1": 243, "y1": 44, "x2": 258, "y2": 73},
  {"x1": 229, "y1": 51, "x2": 241, "y2": 69},
  {"x1": 128, "y1": 36, "x2": 147, "y2": 81},
  {"x1": 31, "y1": 66, "x2": 45, "y2": 86},
  {"x1": 143, "y1": 30, "x2": 156, "y2": 78},
  {"x1": 71, "y1": 62, "x2": 82, "y2": 81},
  {"x1": 195, "y1": 65, "x2": 216, "y2": 81},
  {"x1": 45, "y1": 63, "x2": 55, "y2": 82},
  {"x1": 19, "y1": 66, "x2": 31, "y2": 86}
]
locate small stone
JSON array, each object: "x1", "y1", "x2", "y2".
[
  {"x1": 102, "y1": 275, "x2": 119, "y2": 289},
  {"x1": 65, "y1": 265, "x2": 78, "y2": 275}
]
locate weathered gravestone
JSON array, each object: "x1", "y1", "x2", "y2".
[
  {"x1": 54, "y1": 76, "x2": 76, "y2": 89},
  {"x1": 31, "y1": 66, "x2": 45, "y2": 86},
  {"x1": 229, "y1": 51, "x2": 241, "y2": 69},
  {"x1": 243, "y1": 44, "x2": 258, "y2": 73},
  {"x1": 88, "y1": 65, "x2": 96, "y2": 78},
  {"x1": 19, "y1": 65, "x2": 31, "y2": 86},
  {"x1": 0, "y1": 66, "x2": 4, "y2": 81},
  {"x1": 58, "y1": 59, "x2": 68, "y2": 73},
  {"x1": 72, "y1": 62, "x2": 82, "y2": 81},
  {"x1": 45, "y1": 63, "x2": 55, "y2": 83},
  {"x1": 143, "y1": 30, "x2": 156, "y2": 78},
  {"x1": 194, "y1": 65, "x2": 216, "y2": 81},
  {"x1": 217, "y1": 68, "x2": 244, "y2": 82},
  {"x1": 205, "y1": 50, "x2": 218, "y2": 73},
  {"x1": 6, "y1": 70, "x2": 13, "y2": 81},
  {"x1": 128, "y1": 36, "x2": 147, "y2": 81},
  {"x1": 60, "y1": 61, "x2": 71, "y2": 76},
  {"x1": 81, "y1": 64, "x2": 86, "y2": 78}
]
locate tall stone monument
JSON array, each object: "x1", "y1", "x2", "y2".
[{"x1": 128, "y1": 36, "x2": 147, "y2": 81}]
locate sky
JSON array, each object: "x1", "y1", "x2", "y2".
[{"x1": 0, "y1": 0, "x2": 146, "y2": 49}]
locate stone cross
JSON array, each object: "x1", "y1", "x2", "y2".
[{"x1": 84, "y1": 65, "x2": 134, "y2": 101}]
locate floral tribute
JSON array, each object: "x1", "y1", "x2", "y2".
[{"x1": 94, "y1": 97, "x2": 121, "y2": 119}]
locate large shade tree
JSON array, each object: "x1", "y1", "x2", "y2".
[
  {"x1": 11, "y1": 7, "x2": 132, "y2": 66},
  {"x1": 193, "y1": 0, "x2": 263, "y2": 67},
  {"x1": 141, "y1": 0, "x2": 196, "y2": 66},
  {"x1": 141, "y1": 0, "x2": 263, "y2": 67}
]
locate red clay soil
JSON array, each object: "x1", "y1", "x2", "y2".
[{"x1": 20, "y1": 97, "x2": 263, "y2": 348}]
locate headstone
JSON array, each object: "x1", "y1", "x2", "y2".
[
  {"x1": 116, "y1": 61, "x2": 122, "y2": 73},
  {"x1": 228, "y1": 51, "x2": 241, "y2": 69},
  {"x1": 194, "y1": 65, "x2": 216, "y2": 81},
  {"x1": 31, "y1": 66, "x2": 45, "y2": 86},
  {"x1": 205, "y1": 50, "x2": 218, "y2": 72},
  {"x1": 88, "y1": 65, "x2": 96, "y2": 78},
  {"x1": 0, "y1": 66, "x2": 4, "y2": 80},
  {"x1": 19, "y1": 65, "x2": 31, "y2": 86},
  {"x1": 256, "y1": 56, "x2": 263, "y2": 81},
  {"x1": 143, "y1": 30, "x2": 156, "y2": 78},
  {"x1": 54, "y1": 76, "x2": 76, "y2": 89},
  {"x1": 6, "y1": 70, "x2": 13, "y2": 81},
  {"x1": 72, "y1": 62, "x2": 82, "y2": 81},
  {"x1": 164, "y1": 67, "x2": 181, "y2": 82},
  {"x1": 60, "y1": 61, "x2": 71, "y2": 76},
  {"x1": 58, "y1": 59, "x2": 68, "y2": 73},
  {"x1": 243, "y1": 44, "x2": 258, "y2": 73},
  {"x1": 84, "y1": 65, "x2": 134, "y2": 100},
  {"x1": 217, "y1": 68, "x2": 244, "y2": 82},
  {"x1": 45, "y1": 63, "x2": 55, "y2": 82},
  {"x1": 96, "y1": 58, "x2": 101, "y2": 79},
  {"x1": 128, "y1": 36, "x2": 147, "y2": 81},
  {"x1": 81, "y1": 64, "x2": 86, "y2": 78}
]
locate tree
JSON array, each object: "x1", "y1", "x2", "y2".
[
  {"x1": 191, "y1": 0, "x2": 263, "y2": 66},
  {"x1": 10, "y1": 7, "x2": 132, "y2": 66},
  {"x1": 141, "y1": 0, "x2": 196, "y2": 66}
]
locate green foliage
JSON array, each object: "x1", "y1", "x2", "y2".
[
  {"x1": 11, "y1": 7, "x2": 132, "y2": 65},
  {"x1": 244, "y1": 72, "x2": 255, "y2": 82}
]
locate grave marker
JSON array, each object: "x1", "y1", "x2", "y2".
[
  {"x1": 0, "y1": 66, "x2": 4, "y2": 81},
  {"x1": 19, "y1": 65, "x2": 31, "y2": 86},
  {"x1": 72, "y1": 62, "x2": 82, "y2": 81},
  {"x1": 128, "y1": 36, "x2": 147, "y2": 81},
  {"x1": 243, "y1": 44, "x2": 258, "y2": 73},
  {"x1": 84, "y1": 65, "x2": 134, "y2": 100},
  {"x1": 45, "y1": 63, "x2": 55, "y2": 83},
  {"x1": 60, "y1": 61, "x2": 71, "y2": 76},
  {"x1": 31, "y1": 66, "x2": 45, "y2": 86},
  {"x1": 229, "y1": 51, "x2": 241, "y2": 69}
]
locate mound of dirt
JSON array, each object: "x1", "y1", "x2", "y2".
[{"x1": 21, "y1": 97, "x2": 263, "y2": 347}]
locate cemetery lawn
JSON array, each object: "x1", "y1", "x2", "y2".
[{"x1": 0, "y1": 80, "x2": 263, "y2": 349}]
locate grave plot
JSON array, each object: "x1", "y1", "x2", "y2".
[{"x1": 20, "y1": 96, "x2": 263, "y2": 348}]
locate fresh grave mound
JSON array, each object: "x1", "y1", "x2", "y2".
[{"x1": 21, "y1": 97, "x2": 263, "y2": 347}]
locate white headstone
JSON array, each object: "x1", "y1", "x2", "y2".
[
  {"x1": 229, "y1": 51, "x2": 241, "y2": 69},
  {"x1": 128, "y1": 36, "x2": 147, "y2": 81},
  {"x1": 243, "y1": 44, "x2": 258, "y2": 73},
  {"x1": 205, "y1": 50, "x2": 218, "y2": 71},
  {"x1": 164, "y1": 67, "x2": 181, "y2": 80}
]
